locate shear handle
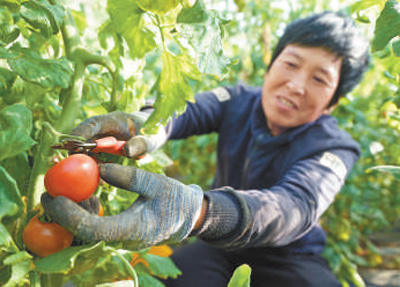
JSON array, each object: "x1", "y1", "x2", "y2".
[{"x1": 91, "y1": 137, "x2": 126, "y2": 155}]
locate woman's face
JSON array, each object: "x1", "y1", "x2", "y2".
[{"x1": 261, "y1": 44, "x2": 342, "y2": 136}]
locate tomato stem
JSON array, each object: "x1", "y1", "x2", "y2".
[
  {"x1": 26, "y1": 6, "x2": 84, "y2": 210},
  {"x1": 26, "y1": 127, "x2": 57, "y2": 211},
  {"x1": 38, "y1": 213, "x2": 53, "y2": 223},
  {"x1": 41, "y1": 273, "x2": 64, "y2": 287},
  {"x1": 155, "y1": 15, "x2": 167, "y2": 52},
  {"x1": 106, "y1": 246, "x2": 139, "y2": 286},
  {"x1": 71, "y1": 47, "x2": 119, "y2": 111},
  {"x1": 41, "y1": 122, "x2": 84, "y2": 141},
  {"x1": 55, "y1": 61, "x2": 85, "y2": 133},
  {"x1": 29, "y1": 270, "x2": 41, "y2": 287},
  {"x1": 26, "y1": 3, "x2": 117, "y2": 210}
]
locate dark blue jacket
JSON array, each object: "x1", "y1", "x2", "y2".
[{"x1": 167, "y1": 84, "x2": 360, "y2": 254}]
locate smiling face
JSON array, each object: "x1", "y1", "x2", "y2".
[{"x1": 262, "y1": 45, "x2": 342, "y2": 136}]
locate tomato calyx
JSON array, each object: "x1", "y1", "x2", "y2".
[{"x1": 37, "y1": 212, "x2": 52, "y2": 224}]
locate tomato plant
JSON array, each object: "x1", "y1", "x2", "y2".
[
  {"x1": 44, "y1": 154, "x2": 100, "y2": 202},
  {"x1": 0, "y1": 0, "x2": 229, "y2": 285},
  {"x1": 22, "y1": 215, "x2": 74, "y2": 257}
]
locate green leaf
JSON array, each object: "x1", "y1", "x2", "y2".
[
  {"x1": 233, "y1": 0, "x2": 245, "y2": 11},
  {"x1": 143, "y1": 50, "x2": 201, "y2": 131},
  {"x1": 136, "y1": 270, "x2": 165, "y2": 287},
  {"x1": 227, "y1": 264, "x2": 251, "y2": 287},
  {"x1": 177, "y1": 0, "x2": 231, "y2": 76},
  {"x1": 147, "y1": 149, "x2": 173, "y2": 167},
  {"x1": 392, "y1": 40, "x2": 400, "y2": 57},
  {"x1": 106, "y1": 0, "x2": 156, "y2": 59},
  {"x1": 6, "y1": 79, "x2": 47, "y2": 107},
  {"x1": 367, "y1": 165, "x2": 400, "y2": 181},
  {"x1": 0, "y1": 8, "x2": 20, "y2": 46},
  {"x1": 0, "y1": 23, "x2": 20, "y2": 46},
  {"x1": 176, "y1": 0, "x2": 209, "y2": 23},
  {"x1": 0, "y1": 47, "x2": 19, "y2": 59},
  {"x1": 0, "y1": 166, "x2": 24, "y2": 223},
  {"x1": 0, "y1": 7, "x2": 13, "y2": 23},
  {"x1": 125, "y1": 26, "x2": 157, "y2": 60},
  {"x1": 0, "y1": 166, "x2": 24, "y2": 273},
  {"x1": 20, "y1": 0, "x2": 66, "y2": 38},
  {"x1": 0, "y1": 166, "x2": 24, "y2": 259},
  {"x1": 136, "y1": 0, "x2": 181, "y2": 14},
  {"x1": 1, "y1": 153, "x2": 31, "y2": 195},
  {"x1": 2, "y1": 251, "x2": 32, "y2": 287},
  {"x1": 0, "y1": 67, "x2": 17, "y2": 97},
  {"x1": 70, "y1": 9, "x2": 88, "y2": 34},
  {"x1": 0, "y1": 0, "x2": 20, "y2": 13},
  {"x1": 73, "y1": 249, "x2": 136, "y2": 285},
  {"x1": 5, "y1": 47, "x2": 73, "y2": 88},
  {"x1": 0, "y1": 224, "x2": 17, "y2": 255},
  {"x1": 35, "y1": 242, "x2": 112, "y2": 274},
  {"x1": 372, "y1": 0, "x2": 400, "y2": 52},
  {"x1": 0, "y1": 104, "x2": 36, "y2": 162},
  {"x1": 349, "y1": 0, "x2": 383, "y2": 14},
  {"x1": 142, "y1": 253, "x2": 181, "y2": 279}
]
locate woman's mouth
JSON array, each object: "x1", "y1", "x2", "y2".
[{"x1": 277, "y1": 96, "x2": 297, "y2": 109}]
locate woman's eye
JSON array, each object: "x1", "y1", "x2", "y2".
[
  {"x1": 314, "y1": 77, "x2": 324, "y2": 83},
  {"x1": 285, "y1": 61, "x2": 297, "y2": 68},
  {"x1": 313, "y1": 76, "x2": 326, "y2": 84}
]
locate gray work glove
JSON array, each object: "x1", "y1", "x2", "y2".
[
  {"x1": 41, "y1": 163, "x2": 204, "y2": 250},
  {"x1": 77, "y1": 196, "x2": 101, "y2": 215},
  {"x1": 70, "y1": 111, "x2": 166, "y2": 158}
]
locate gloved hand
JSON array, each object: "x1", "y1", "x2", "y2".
[
  {"x1": 70, "y1": 111, "x2": 166, "y2": 158},
  {"x1": 77, "y1": 196, "x2": 101, "y2": 215},
  {"x1": 41, "y1": 163, "x2": 205, "y2": 250}
]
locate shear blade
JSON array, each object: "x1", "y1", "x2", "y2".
[{"x1": 51, "y1": 139, "x2": 89, "y2": 152}]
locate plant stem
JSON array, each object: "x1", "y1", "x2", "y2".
[
  {"x1": 29, "y1": 271, "x2": 41, "y2": 287},
  {"x1": 106, "y1": 246, "x2": 139, "y2": 287},
  {"x1": 26, "y1": 4, "x2": 84, "y2": 211},
  {"x1": 55, "y1": 61, "x2": 85, "y2": 133},
  {"x1": 71, "y1": 47, "x2": 118, "y2": 111},
  {"x1": 26, "y1": 2, "x2": 117, "y2": 211},
  {"x1": 41, "y1": 273, "x2": 64, "y2": 287},
  {"x1": 156, "y1": 15, "x2": 167, "y2": 51},
  {"x1": 49, "y1": 0, "x2": 82, "y2": 58},
  {"x1": 26, "y1": 126, "x2": 57, "y2": 211}
]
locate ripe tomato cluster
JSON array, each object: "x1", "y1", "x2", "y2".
[{"x1": 23, "y1": 154, "x2": 100, "y2": 257}]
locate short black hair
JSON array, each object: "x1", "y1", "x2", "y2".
[{"x1": 269, "y1": 11, "x2": 370, "y2": 107}]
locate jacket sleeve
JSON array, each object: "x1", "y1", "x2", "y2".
[
  {"x1": 165, "y1": 87, "x2": 231, "y2": 139},
  {"x1": 192, "y1": 148, "x2": 358, "y2": 250}
]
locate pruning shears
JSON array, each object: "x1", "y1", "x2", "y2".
[{"x1": 51, "y1": 136, "x2": 126, "y2": 156}]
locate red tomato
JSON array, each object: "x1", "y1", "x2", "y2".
[
  {"x1": 44, "y1": 154, "x2": 99, "y2": 202},
  {"x1": 22, "y1": 215, "x2": 74, "y2": 257}
]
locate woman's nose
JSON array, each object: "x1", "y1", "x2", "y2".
[{"x1": 286, "y1": 73, "x2": 306, "y2": 96}]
